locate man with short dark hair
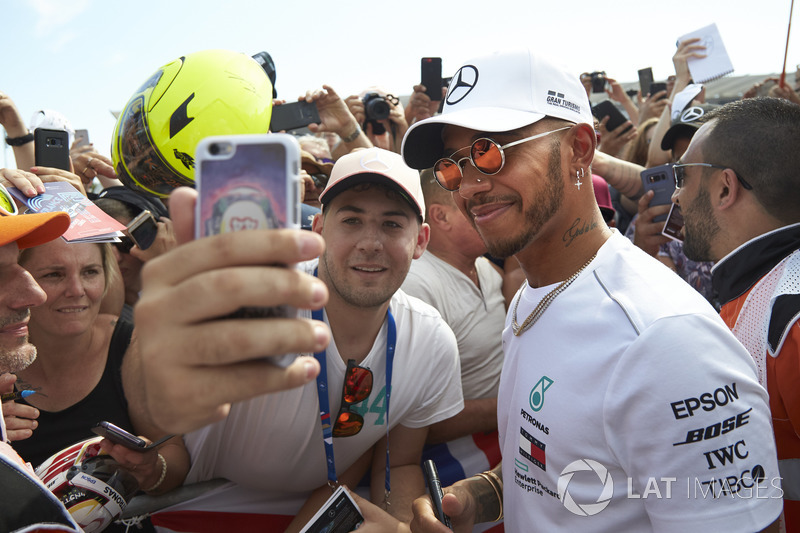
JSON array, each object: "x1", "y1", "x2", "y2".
[
  {"x1": 0, "y1": 209, "x2": 80, "y2": 532},
  {"x1": 672, "y1": 96, "x2": 800, "y2": 530},
  {"x1": 402, "y1": 49, "x2": 781, "y2": 532}
]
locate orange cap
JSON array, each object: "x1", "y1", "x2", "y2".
[{"x1": 0, "y1": 212, "x2": 71, "y2": 249}]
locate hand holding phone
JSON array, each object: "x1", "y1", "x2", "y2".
[
  {"x1": 270, "y1": 101, "x2": 321, "y2": 132},
  {"x1": 423, "y1": 459, "x2": 452, "y2": 529},
  {"x1": 641, "y1": 163, "x2": 676, "y2": 223},
  {"x1": 592, "y1": 101, "x2": 631, "y2": 133},
  {"x1": 91, "y1": 421, "x2": 173, "y2": 451},
  {"x1": 638, "y1": 68, "x2": 654, "y2": 96}
]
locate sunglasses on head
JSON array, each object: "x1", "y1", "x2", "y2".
[
  {"x1": 333, "y1": 359, "x2": 373, "y2": 438},
  {"x1": 433, "y1": 126, "x2": 572, "y2": 191}
]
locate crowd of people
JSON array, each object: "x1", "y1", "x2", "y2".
[{"x1": 0, "y1": 37, "x2": 799, "y2": 533}]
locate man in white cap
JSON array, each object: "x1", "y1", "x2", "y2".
[
  {"x1": 152, "y1": 147, "x2": 463, "y2": 531},
  {"x1": 0, "y1": 208, "x2": 81, "y2": 531},
  {"x1": 402, "y1": 49, "x2": 781, "y2": 532}
]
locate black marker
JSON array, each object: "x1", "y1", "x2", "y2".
[
  {"x1": 1, "y1": 390, "x2": 35, "y2": 403},
  {"x1": 423, "y1": 459, "x2": 452, "y2": 529}
]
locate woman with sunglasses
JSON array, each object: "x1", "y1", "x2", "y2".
[{"x1": 7, "y1": 239, "x2": 188, "y2": 531}]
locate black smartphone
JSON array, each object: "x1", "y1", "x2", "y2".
[
  {"x1": 269, "y1": 101, "x2": 321, "y2": 132},
  {"x1": 91, "y1": 421, "x2": 173, "y2": 451},
  {"x1": 641, "y1": 163, "x2": 676, "y2": 222},
  {"x1": 638, "y1": 67, "x2": 654, "y2": 96},
  {"x1": 423, "y1": 460, "x2": 452, "y2": 529},
  {"x1": 126, "y1": 209, "x2": 159, "y2": 250},
  {"x1": 649, "y1": 82, "x2": 668, "y2": 100},
  {"x1": 421, "y1": 57, "x2": 443, "y2": 100},
  {"x1": 34, "y1": 128, "x2": 71, "y2": 170},
  {"x1": 592, "y1": 100, "x2": 631, "y2": 133}
]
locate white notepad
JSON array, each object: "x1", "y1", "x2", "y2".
[{"x1": 678, "y1": 23, "x2": 735, "y2": 83}]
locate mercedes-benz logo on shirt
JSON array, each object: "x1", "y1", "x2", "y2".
[
  {"x1": 446, "y1": 65, "x2": 479, "y2": 105},
  {"x1": 681, "y1": 106, "x2": 705, "y2": 123}
]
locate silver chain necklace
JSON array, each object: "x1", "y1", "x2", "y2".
[{"x1": 511, "y1": 253, "x2": 597, "y2": 336}]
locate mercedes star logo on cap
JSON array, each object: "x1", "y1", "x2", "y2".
[
  {"x1": 681, "y1": 106, "x2": 705, "y2": 123},
  {"x1": 446, "y1": 65, "x2": 479, "y2": 105}
]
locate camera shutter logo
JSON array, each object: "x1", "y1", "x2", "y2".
[
  {"x1": 445, "y1": 65, "x2": 479, "y2": 105},
  {"x1": 558, "y1": 459, "x2": 614, "y2": 516},
  {"x1": 529, "y1": 375, "x2": 553, "y2": 412},
  {"x1": 681, "y1": 106, "x2": 705, "y2": 123}
]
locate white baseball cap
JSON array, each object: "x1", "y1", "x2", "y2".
[
  {"x1": 402, "y1": 48, "x2": 593, "y2": 170},
  {"x1": 319, "y1": 147, "x2": 425, "y2": 221}
]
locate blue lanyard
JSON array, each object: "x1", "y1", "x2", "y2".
[{"x1": 311, "y1": 271, "x2": 396, "y2": 502}]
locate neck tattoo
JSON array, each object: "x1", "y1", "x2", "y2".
[{"x1": 511, "y1": 253, "x2": 597, "y2": 336}]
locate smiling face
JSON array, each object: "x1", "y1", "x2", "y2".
[
  {"x1": 0, "y1": 242, "x2": 46, "y2": 373},
  {"x1": 313, "y1": 183, "x2": 428, "y2": 310},
  {"x1": 443, "y1": 122, "x2": 566, "y2": 258},
  {"x1": 20, "y1": 240, "x2": 106, "y2": 338}
]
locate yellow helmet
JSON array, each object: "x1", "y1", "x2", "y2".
[{"x1": 111, "y1": 49, "x2": 273, "y2": 198}]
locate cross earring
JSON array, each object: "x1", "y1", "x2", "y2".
[{"x1": 575, "y1": 168, "x2": 585, "y2": 190}]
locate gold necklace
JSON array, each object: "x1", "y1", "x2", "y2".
[{"x1": 511, "y1": 253, "x2": 597, "y2": 336}]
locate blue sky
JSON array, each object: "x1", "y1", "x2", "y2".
[{"x1": 2, "y1": 0, "x2": 795, "y2": 167}]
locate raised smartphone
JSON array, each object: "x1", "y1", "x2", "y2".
[
  {"x1": 269, "y1": 101, "x2": 321, "y2": 132},
  {"x1": 641, "y1": 163, "x2": 676, "y2": 223},
  {"x1": 195, "y1": 133, "x2": 301, "y2": 366},
  {"x1": 91, "y1": 421, "x2": 173, "y2": 451},
  {"x1": 74, "y1": 129, "x2": 90, "y2": 149},
  {"x1": 126, "y1": 209, "x2": 159, "y2": 250},
  {"x1": 34, "y1": 128, "x2": 71, "y2": 170},
  {"x1": 421, "y1": 57, "x2": 443, "y2": 100},
  {"x1": 592, "y1": 100, "x2": 631, "y2": 133},
  {"x1": 638, "y1": 67, "x2": 654, "y2": 96}
]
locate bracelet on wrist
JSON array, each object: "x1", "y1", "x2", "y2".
[
  {"x1": 475, "y1": 471, "x2": 503, "y2": 522},
  {"x1": 5, "y1": 132, "x2": 33, "y2": 146},
  {"x1": 340, "y1": 126, "x2": 361, "y2": 143},
  {"x1": 142, "y1": 453, "x2": 167, "y2": 493}
]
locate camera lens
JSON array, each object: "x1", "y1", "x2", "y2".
[
  {"x1": 209, "y1": 143, "x2": 220, "y2": 155},
  {"x1": 363, "y1": 93, "x2": 390, "y2": 121}
]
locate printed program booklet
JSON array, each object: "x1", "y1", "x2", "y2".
[{"x1": 8, "y1": 182, "x2": 125, "y2": 243}]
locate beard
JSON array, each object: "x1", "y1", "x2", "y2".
[
  {"x1": 0, "y1": 344, "x2": 37, "y2": 374},
  {"x1": 0, "y1": 310, "x2": 38, "y2": 373},
  {"x1": 320, "y1": 254, "x2": 404, "y2": 310},
  {"x1": 481, "y1": 143, "x2": 564, "y2": 258},
  {"x1": 681, "y1": 185, "x2": 720, "y2": 262}
]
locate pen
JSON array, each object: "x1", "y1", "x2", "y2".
[
  {"x1": 423, "y1": 459, "x2": 452, "y2": 529},
  {"x1": 1, "y1": 390, "x2": 36, "y2": 403}
]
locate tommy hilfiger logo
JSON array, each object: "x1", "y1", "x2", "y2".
[
  {"x1": 546, "y1": 90, "x2": 581, "y2": 115},
  {"x1": 520, "y1": 427, "x2": 547, "y2": 471}
]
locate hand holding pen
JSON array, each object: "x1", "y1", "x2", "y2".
[{"x1": 0, "y1": 373, "x2": 39, "y2": 442}]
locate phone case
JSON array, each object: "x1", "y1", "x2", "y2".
[
  {"x1": 641, "y1": 163, "x2": 675, "y2": 222},
  {"x1": 34, "y1": 128, "x2": 71, "y2": 170},
  {"x1": 195, "y1": 134, "x2": 301, "y2": 365},
  {"x1": 421, "y1": 57, "x2": 443, "y2": 99},
  {"x1": 638, "y1": 68, "x2": 654, "y2": 96},
  {"x1": 592, "y1": 101, "x2": 630, "y2": 132},
  {"x1": 195, "y1": 133, "x2": 300, "y2": 238},
  {"x1": 269, "y1": 101, "x2": 321, "y2": 132}
]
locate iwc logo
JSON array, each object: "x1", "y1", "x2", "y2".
[
  {"x1": 445, "y1": 65, "x2": 479, "y2": 105},
  {"x1": 529, "y1": 375, "x2": 553, "y2": 412},
  {"x1": 558, "y1": 459, "x2": 614, "y2": 516}
]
